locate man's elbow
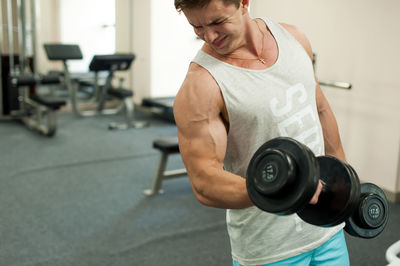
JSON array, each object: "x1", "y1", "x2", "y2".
[
  {"x1": 191, "y1": 182, "x2": 216, "y2": 207},
  {"x1": 189, "y1": 173, "x2": 219, "y2": 207},
  {"x1": 193, "y1": 190, "x2": 215, "y2": 207}
]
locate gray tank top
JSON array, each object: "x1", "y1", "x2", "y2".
[{"x1": 192, "y1": 18, "x2": 344, "y2": 264}]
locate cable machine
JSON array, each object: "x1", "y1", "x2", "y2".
[{"x1": 0, "y1": 0, "x2": 66, "y2": 136}]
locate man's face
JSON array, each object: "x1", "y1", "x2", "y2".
[{"x1": 183, "y1": 0, "x2": 245, "y2": 55}]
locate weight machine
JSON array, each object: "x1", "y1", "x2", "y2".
[
  {"x1": 43, "y1": 43, "x2": 148, "y2": 130},
  {"x1": 0, "y1": 0, "x2": 66, "y2": 136}
]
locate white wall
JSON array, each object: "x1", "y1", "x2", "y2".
[
  {"x1": 115, "y1": 0, "x2": 203, "y2": 101},
  {"x1": 38, "y1": 0, "x2": 202, "y2": 101},
  {"x1": 35, "y1": 0, "x2": 63, "y2": 73},
  {"x1": 115, "y1": 0, "x2": 151, "y2": 102},
  {"x1": 251, "y1": 0, "x2": 400, "y2": 196},
  {"x1": 59, "y1": 0, "x2": 115, "y2": 72},
  {"x1": 150, "y1": 0, "x2": 203, "y2": 98},
  {"x1": 36, "y1": 0, "x2": 115, "y2": 73}
]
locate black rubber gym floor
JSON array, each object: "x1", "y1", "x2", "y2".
[{"x1": 0, "y1": 111, "x2": 399, "y2": 266}]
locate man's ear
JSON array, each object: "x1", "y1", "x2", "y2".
[
  {"x1": 241, "y1": 0, "x2": 250, "y2": 9},
  {"x1": 241, "y1": 0, "x2": 250, "y2": 13}
]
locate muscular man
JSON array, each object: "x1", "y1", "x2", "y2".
[{"x1": 173, "y1": 0, "x2": 349, "y2": 265}]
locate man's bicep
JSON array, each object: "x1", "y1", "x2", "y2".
[
  {"x1": 174, "y1": 110, "x2": 228, "y2": 204},
  {"x1": 177, "y1": 115, "x2": 227, "y2": 175},
  {"x1": 174, "y1": 65, "x2": 228, "y2": 172}
]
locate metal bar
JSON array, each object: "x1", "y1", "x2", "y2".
[
  {"x1": 151, "y1": 152, "x2": 168, "y2": 192},
  {"x1": 396, "y1": 140, "x2": 400, "y2": 199},
  {"x1": 17, "y1": 0, "x2": 26, "y2": 73},
  {"x1": 30, "y1": 0, "x2": 37, "y2": 74},
  {"x1": 0, "y1": 0, "x2": 4, "y2": 115},
  {"x1": 319, "y1": 81, "x2": 352, "y2": 90},
  {"x1": 7, "y1": 0, "x2": 15, "y2": 73},
  {"x1": 94, "y1": 71, "x2": 100, "y2": 100},
  {"x1": 143, "y1": 152, "x2": 169, "y2": 195},
  {"x1": 97, "y1": 71, "x2": 113, "y2": 112},
  {"x1": 63, "y1": 60, "x2": 80, "y2": 116},
  {"x1": 313, "y1": 53, "x2": 352, "y2": 90},
  {"x1": 163, "y1": 168, "x2": 187, "y2": 179}
]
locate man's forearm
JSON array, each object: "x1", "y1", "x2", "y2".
[
  {"x1": 188, "y1": 166, "x2": 254, "y2": 209},
  {"x1": 319, "y1": 106, "x2": 346, "y2": 161}
]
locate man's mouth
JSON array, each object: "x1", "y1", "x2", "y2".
[{"x1": 212, "y1": 35, "x2": 228, "y2": 49}]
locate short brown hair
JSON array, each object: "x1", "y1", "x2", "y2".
[{"x1": 174, "y1": 0, "x2": 241, "y2": 12}]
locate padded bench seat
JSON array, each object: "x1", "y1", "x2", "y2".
[
  {"x1": 107, "y1": 88, "x2": 133, "y2": 99},
  {"x1": 30, "y1": 94, "x2": 66, "y2": 110},
  {"x1": 153, "y1": 136, "x2": 180, "y2": 153},
  {"x1": 144, "y1": 136, "x2": 187, "y2": 195}
]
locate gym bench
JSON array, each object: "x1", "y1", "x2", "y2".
[{"x1": 144, "y1": 136, "x2": 187, "y2": 195}]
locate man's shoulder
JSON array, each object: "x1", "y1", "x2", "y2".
[
  {"x1": 179, "y1": 62, "x2": 219, "y2": 96},
  {"x1": 173, "y1": 61, "x2": 224, "y2": 126},
  {"x1": 279, "y1": 22, "x2": 306, "y2": 42},
  {"x1": 279, "y1": 22, "x2": 313, "y2": 59},
  {"x1": 187, "y1": 61, "x2": 211, "y2": 77}
]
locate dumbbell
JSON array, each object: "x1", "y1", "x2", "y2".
[{"x1": 246, "y1": 137, "x2": 389, "y2": 239}]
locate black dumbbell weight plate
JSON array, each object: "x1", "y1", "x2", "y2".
[
  {"x1": 297, "y1": 156, "x2": 360, "y2": 226},
  {"x1": 345, "y1": 183, "x2": 388, "y2": 238},
  {"x1": 246, "y1": 137, "x2": 319, "y2": 215}
]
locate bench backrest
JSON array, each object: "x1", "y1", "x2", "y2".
[{"x1": 44, "y1": 44, "x2": 83, "y2": 61}]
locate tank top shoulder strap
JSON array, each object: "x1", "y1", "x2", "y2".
[
  {"x1": 261, "y1": 18, "x2": 310, "y2": 65},
  {"x1": 192, "y1": 48, "x2": 222, "y2": 72}
]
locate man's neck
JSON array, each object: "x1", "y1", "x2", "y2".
[{"x1": 202, "y1": 18, "x2": 274, "y2": 69}]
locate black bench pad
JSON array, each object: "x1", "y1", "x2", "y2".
[
  {"x1": 153, "y1": 136, "x2": 180, "y2": 153},
  {"x1": 30, "y1": 94, "x2": 66, "y2": 110},
  {"x1": 11, "y1": 74, "x2": 61, "y2": 86},
  {"x1": 107, "y1": 88, "x2": 133, "y2": 99}
]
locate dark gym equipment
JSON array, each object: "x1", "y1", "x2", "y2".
[
  {"x1": 89, "y1": 54, "x2": 149, "y2": 129},
  {"x1": 44, "y1": 44, "x2": 148, "y2": 130},
  {"x1": 43, "y1": 43, "x2": 99, "y2": 113},
  {"x1": 142, "y1": 96, "x2": 175, "y2": 123},
  {"x1": 246, "y1": 137, "x2": 388, "y2": 239},
  {"x1": 6, "y1": 71, "x2": 65, "y2": 136}
]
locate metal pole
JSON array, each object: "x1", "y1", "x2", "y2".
[
  {"x1": 30, "y1": 0, "x2": 37, "y2": 75},
  {"x1": 0, "y1": 0, "x2": 4, "y2": 115},
  {"x1": 6, "y1": 0, "x2": 15, "y2": 74},
  {"x1": 17, "y1": 0, "x2": 27, "y2": 73},
  {"x1": 318, "y1": 81, "x2": 352, "y2": 90}
]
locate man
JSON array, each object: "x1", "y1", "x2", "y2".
[{"x1": 173, "y1": 0, "x2": 349, "y2": 265}]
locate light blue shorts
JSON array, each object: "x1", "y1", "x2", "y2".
[{"x1": 233, "y1": 229, "x2": 349, "y2": 266}]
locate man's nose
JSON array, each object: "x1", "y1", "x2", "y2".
[{"x1": 203, "y1": 28, "x2": 218, "y2": 44}]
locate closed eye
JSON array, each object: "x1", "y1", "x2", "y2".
[
  {"x1": 211, "y1": 19, "x2": 226, "y2": 26},
  {"x1": 190, "y1": 18, "x2": 225, "y2": 29}
]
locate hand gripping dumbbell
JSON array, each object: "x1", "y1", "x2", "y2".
[{"x1": 246, "y1": 137, "x2": 389, "y2": 239}]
